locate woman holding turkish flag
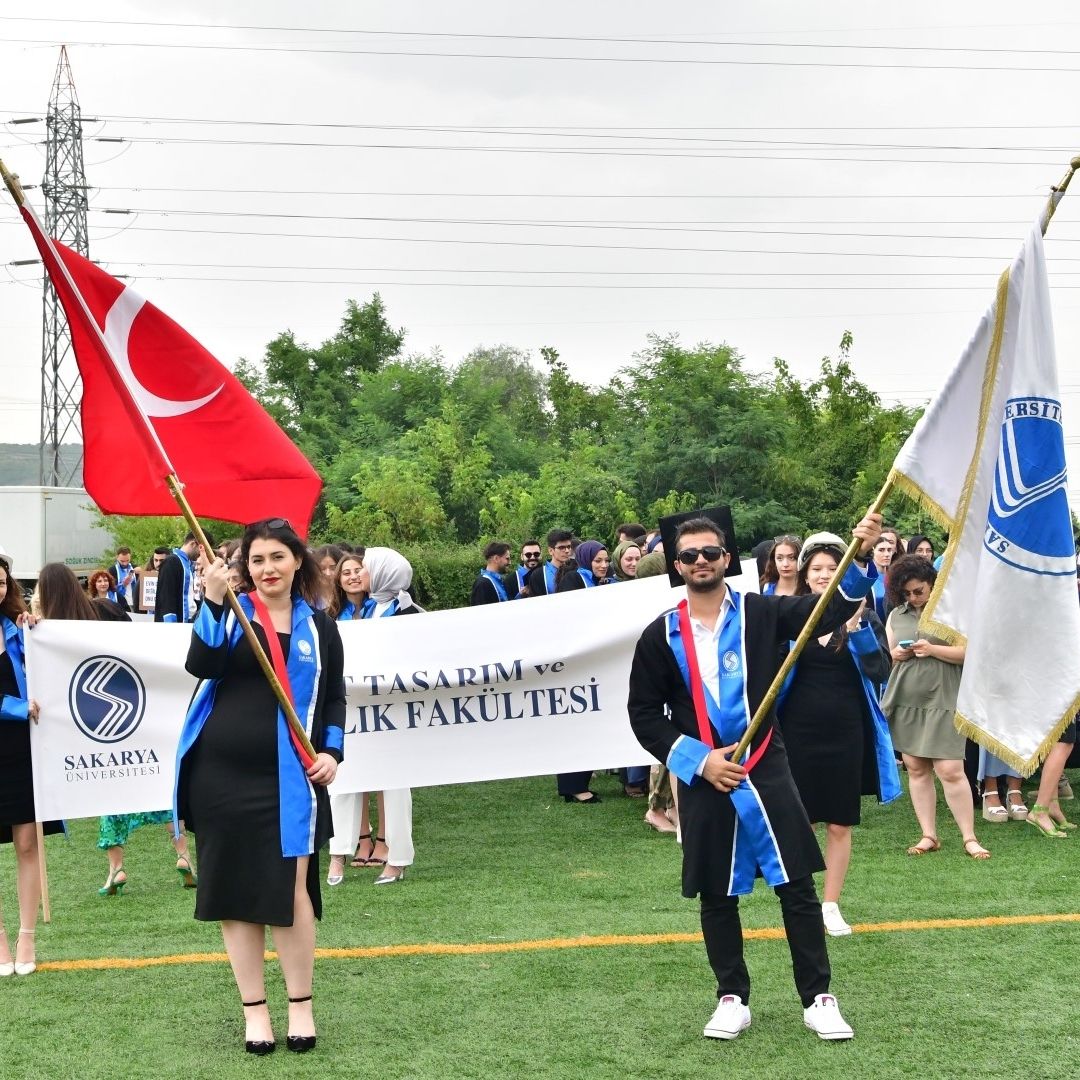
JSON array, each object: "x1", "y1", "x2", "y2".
[{"x1": 175, "y1": 518, "x2": 345, "y2": 1056}]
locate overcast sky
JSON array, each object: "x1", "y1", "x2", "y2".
[{"x1": 3, "y1": 2, "x2": 1080, "y2": 495}]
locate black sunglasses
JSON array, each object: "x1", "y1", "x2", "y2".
[
  {"x1": 676, "y1": 546, "x2": 726, "y2": 565},
  {"x1": 246, "y1": 517, "x2": 292, "y2": 531}
]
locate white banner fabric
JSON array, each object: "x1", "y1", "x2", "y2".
[
  {"x1": 27, "y1": 578, "x2": 682, "y2": 819},
  {"x1": 27, "y1": 622, "x2": 195, "y2": 820}
]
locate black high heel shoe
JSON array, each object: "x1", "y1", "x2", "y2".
[
  {"x1": 562, "y1": 792, "x2": 601, "y2": 804},
  {"x1": 242, "y1": 999, "x2": 275, "y2": 1055},
  {"x1": 286, "y1": 994, "x2": 316, "y2": 1053}
]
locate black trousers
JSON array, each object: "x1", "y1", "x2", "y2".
[
  {"x1": 699, "y1": 875, "x2": 830, "y2": 1008},
  {"x1": 556, "y1": 771, "x2": 594, "y2": 796}
]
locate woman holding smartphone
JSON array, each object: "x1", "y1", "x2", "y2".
[{"x1": 881, "y1": 556, "x2": 987, "y2": 859}]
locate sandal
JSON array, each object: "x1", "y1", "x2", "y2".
[
  {"x1": 368, "y1": 836, "x2": 388, "y2": 866},
  {"x1": 350, "y1": 833, "x2": 375, "y2": 868},
  {"x1": 1027, "y1": 805, "x2": 1067, "y2": 838},
  {"x1": 176, "y1": 854, "x2": 197, "y2": 888},
  {"x1": 962, "y1": 837, "x2": 991, "y2": 860},
  {"x1": 14, "y1": 928, "x2": 36, "y2": 976},
  {"x1": 1048, "y1": 799, "x2": 1077, "y2": 831},
  {"x1": 981, "y1": 793, "x2": 1009, "y2": 823},
  {"x1": 905, "y1": 835, "x2": 941, "y2": 856},
  {"x1": 1004, "y1": 791, "x2": 1029, "y2": 821},
  {"x1": 326, "y1": 855, "x2": 345, "y2": 886},
  {"x1": 99, "y1": 866, "x2": 127, "y2": 896}
]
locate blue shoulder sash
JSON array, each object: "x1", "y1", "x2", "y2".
[
  {"x1": 665, "y1": 595, "x2": 789, "y2": 894},
  {"x1": 481, "y1": 570, "x2": 508, "y2": 601}
]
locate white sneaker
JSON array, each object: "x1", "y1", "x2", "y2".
[
  {"x1": 703, "y1": 994, "x2": 751, "y2": 1040},
  {"x1": 803, "y1": 993, "x2": 854, "y2": 1040},
  {"x1": 821, "y1": 902, "x2": 852, "y2": 937}
]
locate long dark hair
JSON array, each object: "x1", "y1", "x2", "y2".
[
  {"x1": 239, "y1": 518, "x2": 323, "y2": 607},
  {"x1": 761, "y1": 535, "x2": 802, "y2": 589},
  {"x1": 329, "y1": 554, "x2": 366, "y2": 618},
  {"x1": 38, "y1": 563, "x2": 99, "y2": 620},
  {"x1": 0, "y1": 557, "x2": 27, "y2": 622}
]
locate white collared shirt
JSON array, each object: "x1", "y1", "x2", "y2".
[{"x1": 686, "y1": 587, "x2": 735, "y2": 706}]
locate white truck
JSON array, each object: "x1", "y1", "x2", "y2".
[{"x1": 0, "y1": 486, "x2": 109, "y2": 584}]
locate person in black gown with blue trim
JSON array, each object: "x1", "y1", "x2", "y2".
[{"x1": 176, "y1": 519, "x2": 345, "y2": 1055}]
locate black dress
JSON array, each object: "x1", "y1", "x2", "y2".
[
  {"x1": 0, "y1": 650, "x2": 64, "y2": 843},
  {"x1": 781, "y1": 633, "x2": 876, "y2": 826},
  {"x1": 181, "y1": 623, "x2": 321, "y2": 925}
]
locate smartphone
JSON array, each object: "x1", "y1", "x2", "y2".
[{"x1": 899, "y1": 639, "x2": 916, "y2": 649}]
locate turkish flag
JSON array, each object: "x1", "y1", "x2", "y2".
[{"x1": 21, "y1": 206, "x2": 322, "y2": 538}]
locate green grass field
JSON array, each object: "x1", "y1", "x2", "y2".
[{"x1": 2, "y1": 771, "x2": 1078, "y2": 1080}]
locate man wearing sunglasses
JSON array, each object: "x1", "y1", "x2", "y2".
[
  {"x1": 505, "y1": 540, "x2": 543, "y2": 599},
  {"x1": 627, "y1": 509, "x2": 881, "y2": 1043}
]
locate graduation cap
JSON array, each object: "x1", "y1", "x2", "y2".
[{"x1": 657, "y1": 505, "x2": 742, "y2": 587}]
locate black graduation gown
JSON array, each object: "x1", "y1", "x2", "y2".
[
  {"x1": 627, "y1": 587, "x2": 862, "y2": 898},
  {"x1": 153, "y1": 553, "x2": 188, "y2": 622},
  {"x1": 524, "y1": 563, "x2": 557, "y2": 597},
  {"x1": 469, "y1": 574, "x2": 504, "y2": 606}
]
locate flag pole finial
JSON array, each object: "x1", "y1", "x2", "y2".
[
  {"x1": 0, "y1": 159, "x2": 26, "y2": 207},
  {"x1": 1042, "y1": 155, "x2": 1080, "y2": 235}
]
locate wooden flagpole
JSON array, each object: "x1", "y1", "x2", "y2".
[
  {"x1": 0, "y1": 159, "x2": 317, "y2": 766},
  {"x1": 166, "y1": 476, "x2": 316, "y2": 763},
  {"x1": 730, "y1": 487, "x2": 891, "y2": 762},
  {"x1": 731, "y1": 154, "x2": 1080, "y2": 764}
]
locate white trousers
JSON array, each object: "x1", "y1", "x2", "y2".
[{"x1": 328, "y1": 788, "x2": 414, "y2": 866}]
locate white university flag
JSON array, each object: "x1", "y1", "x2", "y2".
[{"x1": 890, "y1": 219, "x2": 1080, "y2": 773}]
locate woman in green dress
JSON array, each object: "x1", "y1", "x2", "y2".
[{"x1": 881, "y1": 555, "x2": 989, "y2": 860}]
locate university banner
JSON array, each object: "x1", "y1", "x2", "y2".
[{"x1": 26, "y1": 578, "x2": 680, "y2": 820}]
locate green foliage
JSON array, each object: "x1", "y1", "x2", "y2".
[
  {"x1": 324, "y1": 459, "x2": 448, "y2": 546},
  {"x1": 398, "y1": 542, "x2": 482, "y2": 610},
  {"x1": 236, "y1": 293, "x2": 406, "y2": 472},
  {"x1": 93, "y1": 511, "x2": 241, "y2": 561},
  {"x1": 232, "y1": 298, "x2": 924, "y2": 553}
]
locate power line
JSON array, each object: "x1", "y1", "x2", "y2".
[
  {"x1": 7, "y1": 112, "x2": 1080, "y2": 154},
  {"x1": 8, "y1": 37, "x2": 1080, "y2": 73},
  {"x1": 10, "y1": 270, "x2": 1080, "y2": 291},
  {"x1": 79, "y1": 133, "x2": 1068, "y2": 167},
  {"x1": 6, "y1": 17, "x2": 1080, "y2": 57},
  {"x1": 87, "y1": 186, "x2": 1055, "y2": 200},
  {"x1": 84, "y1": 206, "x2": 1080, "y2": 242},
  {"x1": 80, "y1": 222, "x2": 1080, "y2": 261},
  {"x1": 8, "y1": 111, "x2": 1080, "y2": 133},
  {"x1": 95, "y1": 261, "x2": 1075, "y2": 278}
]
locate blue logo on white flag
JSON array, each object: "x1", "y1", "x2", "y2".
[
  {"x1": 68, "y1": 655, "x2": 146, "y2": 743},
  {"x1": 985, "y1": 397, "x2": 1074, "y2": 575}
]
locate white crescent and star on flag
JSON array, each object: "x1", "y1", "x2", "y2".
[{"x1": 102, "y1": 285, "x2": 223, "y2": 418}]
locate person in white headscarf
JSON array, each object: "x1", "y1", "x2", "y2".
[
  {"x1": 343, "y1": 547, "x2": 418, "y2": 885},
  {"x1": 358, "y1": 548, "x2": 422, "y2": 617}
]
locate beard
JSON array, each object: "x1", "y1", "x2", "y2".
[{"x1": 684, "y1": 572, "x2": 725, "y2": 593}]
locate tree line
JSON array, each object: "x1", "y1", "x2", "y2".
[
  {"x1": 232, "y1": 296, "x2": 925, "y2": 548},
  {"x1": 94, "y1": 293, "x2": 941, "y2": 587}
]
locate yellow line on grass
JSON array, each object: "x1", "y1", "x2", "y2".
[{"x1": 38, "y1": 911, "x2": 1080, "y2": 973}]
